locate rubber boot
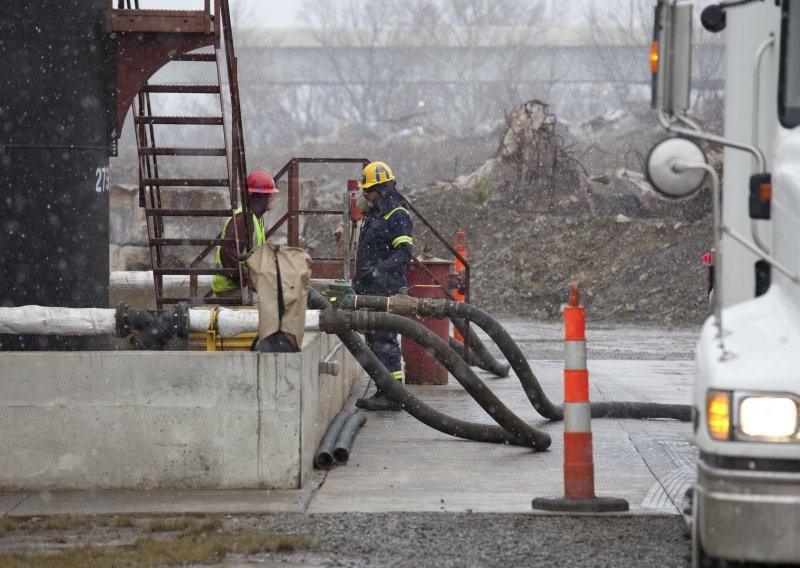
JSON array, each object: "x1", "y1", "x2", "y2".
[{"x1": 355, "y1": 389, "x2": 402, "y2": 411}]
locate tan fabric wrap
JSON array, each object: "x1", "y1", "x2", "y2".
[{"x1": 247, "y1": 243, "x2": 312, "y2": 346}]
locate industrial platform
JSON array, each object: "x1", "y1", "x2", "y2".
[{"x1": 0, "y1": 321, "x2": 697, "y2": 518}]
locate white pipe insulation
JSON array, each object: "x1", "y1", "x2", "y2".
[{"x1": 0, "y1": 306, "x2": 321, "y2": 338}]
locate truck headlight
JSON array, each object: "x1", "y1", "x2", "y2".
[
  {"x1": 706, "y1": 390, "x2": 800, "y2": 442},
  {"x1": 737, "y1": 395, "x2": 799, "y2": 439}
]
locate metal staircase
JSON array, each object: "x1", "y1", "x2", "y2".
[{"x1": 109, "y1": 0, "x2": 252, "y2": 309}]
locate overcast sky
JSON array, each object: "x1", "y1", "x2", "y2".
[
  {"x1": 147, "y1": 0, "x2": 715, "y2": 29},
  {"x1": 152, "y1": 0, "x2": 299, "y2": 27}
]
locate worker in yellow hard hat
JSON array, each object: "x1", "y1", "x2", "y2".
[{"x1": 352, "y1": 161, "x2": 413, "y2": 411}]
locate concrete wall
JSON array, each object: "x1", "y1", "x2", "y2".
[{"x1": 0, "y1": 332, "x2": 360, "y2": 490}]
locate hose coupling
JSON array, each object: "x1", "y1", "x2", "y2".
[
  {"x1": 386, "y1": 293, "x2": 417, "y2": 317},
  {"x1": 173, "y1": 302, "x2": 190, "y2": 340},
  {"x1": 114, "y1": 302, "x2": 131, "y2": 337},
  {"x1": 415, "y1": 297, "x2": 448, "y2": 318},
  {"x1": 319, "y1": 307, "x2": 355, "y2": 333}
]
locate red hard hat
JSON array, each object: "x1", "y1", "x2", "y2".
[{"x1": 246, "y1": 170, "x2": 278, "y2": 194}]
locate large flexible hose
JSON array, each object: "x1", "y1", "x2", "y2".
[
  {"x1": 443, "y1": 301, "x2": 691, "y2": 422},
  {"x1": 451, "y1": 317, "x2": 511, "y2": 377},
  {"x1": 321, "y1": 308, "x2": 551, "y2": 450},
  {"x1": 353, "y1": 295, "x2": 509, "y2": 377},
  {"x1": 354, "y1": 294, "x2": 690, "y2": 422},
  {"x1": 308, "y1": 288, "x2": 538, "y2": 448}
]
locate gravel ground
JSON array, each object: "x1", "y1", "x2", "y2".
[
  {"x1": 230, "y1": 513, "x2": 690, "y2": 567},
  {"x1": 0, "y1": 512, "x2": 690, "y2": 567}
]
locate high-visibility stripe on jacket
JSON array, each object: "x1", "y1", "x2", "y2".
[{"x1": 211, "y1": 208, "x2": 266, "y2": 294}]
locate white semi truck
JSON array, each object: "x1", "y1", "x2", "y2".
[{"x1": 647, "y1": 0, "x2": 800, "y2": 565}]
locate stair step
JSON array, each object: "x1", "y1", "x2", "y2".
[
  {"x1": 139, "y1": 147, "x2": 226, "y2": 156},
  {"x1": 173, "y1": 52, "x2": 216, "y2": 62},
  {"x1": 150, "y1": 238, "x2": 236, "y2": 246},
  {"x1": 134, "y1": 116, "x2": 223, "y2": 125},
  {"x1": 142, "y1": 178, "x2": 229, "y2": 187},
  {"x1": 145, "y1": 208, "x2": 232, "y2": 217},
  {"x1": 142, "y1": 84, "x2": 220, "y2": 94}
]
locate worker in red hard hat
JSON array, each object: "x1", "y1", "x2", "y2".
[{"x1": 211, "y1": 170, "x2": 278, "y2": 298}]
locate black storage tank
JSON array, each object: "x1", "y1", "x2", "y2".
[{"x1": 0, "y1": 0, "x2": 114, "y2": 350}]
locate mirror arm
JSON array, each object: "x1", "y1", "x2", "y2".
[{"x1": 657, "y1": 109, "x2": 767, "y2": 173}]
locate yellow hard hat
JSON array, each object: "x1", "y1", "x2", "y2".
[{"x1": 359, "y1": 161, "x2": 395, "y2": 190}]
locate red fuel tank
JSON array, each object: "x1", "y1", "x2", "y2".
[{"x1": 402, "y1": 256, "x2": 453, "y2": 385}]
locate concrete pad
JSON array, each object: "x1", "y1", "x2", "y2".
[{"x1": 308, "y1": 359, "x2": 695, "y2": 515}]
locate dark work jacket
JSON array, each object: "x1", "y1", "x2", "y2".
[{"x1": 352, "y1": 187, "x2": 413, "y2": 296}]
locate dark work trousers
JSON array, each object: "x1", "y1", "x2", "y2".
[{"x1": 365, "y1": 329, "x2": 403, "y2": 380}]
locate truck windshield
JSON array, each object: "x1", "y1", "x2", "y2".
[{"x1": 779, "y1": 0, "x2": 800, "y2": 127}]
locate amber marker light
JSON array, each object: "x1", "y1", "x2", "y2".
[
  {"x1": 759, "y1": 182, "x2": 772, "y2": 201},
  {"x1": 650, "y1": 41, "x2": 659, "y2": 73},
  {"x1": 707, "y1": 390, "x2": 731, "y2": 441}
]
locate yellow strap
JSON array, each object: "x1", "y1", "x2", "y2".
[
  {"x1": 383, "y1": 206, "x2": 409, "y2": 220},
  {"x1": 391, "y1": 235, "x2": 413, "y2": 248}
]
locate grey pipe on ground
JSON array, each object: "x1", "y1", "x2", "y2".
[
  {"x1": 333, "y1": 412, "x2": 367, "y2": 464},
  {"x1": 314, "y1": 411, "x2": 349, "y2": 470},
  {"x1": 308, "y1": 288, "x2": 539, "y2": 448}
]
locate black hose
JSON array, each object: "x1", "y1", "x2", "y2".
[
  {"x1": 336, "y1": 309, "x2": 551, "y2": 450},
  {"x1": 314, "y1": 411, "x2": 349, "y2": 470},
  {"x1": 333, "y1": 412, "x2": 367, "y2": 464},
  {"x1": 448, "y1": 324, "x2": 510, "y2": 377},
  {"x1": 453, "y1": 317, "x2": 511, "y2": 377},
  {"x1": 308, "y1": 288, "x2": 537, "y2": 448},
  {"x1": 443, "y1": 301, "x2": 691, "y2": 422}
]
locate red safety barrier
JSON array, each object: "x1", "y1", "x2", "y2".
[{"x1": 532, "y1": 284, "x2": 628, "y2": 512}]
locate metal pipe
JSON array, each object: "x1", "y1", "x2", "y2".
[
  {"x1": 314, "y1": 411, "x2": 349, "y2": 470},
  {"x1": 342, "y1": 192, "x2": 351, "y2": 281},
  {"x1": 333, "y1": 412, "x2": 367, "y2": 464},
  {"x1": 0, "y1": 305, "x2": 321, "y2": 339},
  {"x1": 657, "y1": 109, "x2": 767, "y2": 173}
]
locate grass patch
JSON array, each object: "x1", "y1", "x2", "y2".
[
  {"x1": 183, "y1": 515, "x2": 223, "y2": 536},
  {"x1": 474, "y1": 177, "x2": 492, "y2": 205},
  {"x1": 147, "y1": 517, "x2": 195, "y2": 533},
  {"x1": 0, "y1": 519, "x2": 15, "y2": 538},
  {"x1": 0, "y1": 529, "x2": 317, "y2": 567},
  {"x1": 114, "y1": 515, "x2": 135, "y2": 528}
]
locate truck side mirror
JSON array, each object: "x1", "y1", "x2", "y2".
[
  {"x1": 651, "y1": 0, "x2": 693, "y2": 114},
  {"x1": 646, "y1": 137, "x2": 708, "y2": 199}
]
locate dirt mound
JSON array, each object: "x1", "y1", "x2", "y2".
[{"x1": 405, "y1": 100, "x2": 715, "y2": 326}]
